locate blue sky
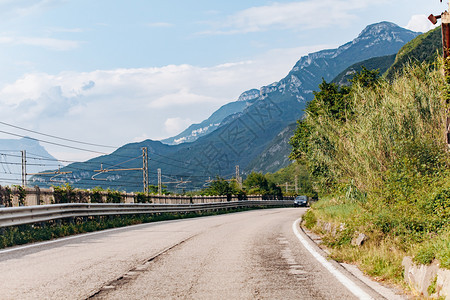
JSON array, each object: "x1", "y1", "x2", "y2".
[{"x1": 0, "y1": 0, "x2": 446, "y2": 161}]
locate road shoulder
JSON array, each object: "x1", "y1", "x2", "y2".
[{"x1": 297, "y1": 218, "x2": 407, "y2": 300}]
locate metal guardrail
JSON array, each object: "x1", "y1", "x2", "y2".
[{"x1": 0, "y1": 200, "x2": 294, "y2": 228}]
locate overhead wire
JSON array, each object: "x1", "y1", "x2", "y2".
[
  {"x1": 0, "y1": 121, "x2": 238, "y2": 172},
  {"x1": 0, "y1": 130, "x2": 110, "y2": 155},
  {"x1": 0, "y1": 130, "x2": 142, "y2": 161},
  {"x1": 0, "y1": 121, "x2": 118, "y2": 149},
  {"x1": 0, "y1": 124, "x2": 238, "y2": 191}
]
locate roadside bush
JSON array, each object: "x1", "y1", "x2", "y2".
[
  {"x1": 90, "y1": 187, "x2": 104, "y2": 203},
  {"x1": 106, "y1": 189, "x2": 123, "y2": 203},
  {"x1": 426, "y1": 187, "x2": 450, "y2": 219},
  {"x1": 135, "y1": 192, "x2": 151, "y2": 203},
  {"x1": 53, "y1": 183, "x2": 76, "y2": 204},
  {"x1": 414, "y1": 230, "x2": 450, "y2": 268},
  {"x1": 0, "y1": 186, "x2": 12, "y2": 207},
  {"x1": 302, "y1": 209, "x2": 317, "y2": 229}
]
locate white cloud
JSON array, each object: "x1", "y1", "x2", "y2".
[
  {"x1": 0, "y1": 0, "x2": 64, "y2": 19},
  {"x1": 164, "y1": 117, "x2": 192, "y2": 136},
  {"x1": 149, "y1": 88, "x2": 219, "y2": 108},
  {"x1": 405, "y1": 15, "x2": 438, "y2": 33},
  {"x1": 202, "y1": 0, "x2": 388, "y2": 35},
  {"x1": 0, "y1": 35, "x2": 81, "y2": 50},
  {"x1": 0, "y1": 44, "x2": 326, "y2": 161}
]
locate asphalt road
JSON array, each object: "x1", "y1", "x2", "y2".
[{"x1": 0, "y1": 208, "x2": 385, "y2": 299}]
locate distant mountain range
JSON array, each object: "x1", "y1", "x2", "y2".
[
  {"x1": 0, "y1": 138, "x2": 57, "y2": 186},
  {"x1": 161, "y1": 89, "x2": 259, "y2": 145},
  {"x1": 30, "y1": 22, "x2": 419, "y2": 192}
]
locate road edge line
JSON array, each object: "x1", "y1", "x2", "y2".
[{"x1": 292, "y1": 218, "x2": 373, "y2": 300}]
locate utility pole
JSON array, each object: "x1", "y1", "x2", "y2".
[
  {"x1": 142, "y1": 147, "x2": 148, "y2": 195},
  {"x1": 235, "y1": 165, "x2": 242, "y2": 188},
  {"x1": 21, "y1": 150, "x2": 26, "y2": 187},
  {"x1": 429, "y1": 1, "x2": 450, "y2": 149},
  {"x1": 285, "y1": 182, "x2": 288, "y2": 194},
  {"x1": 157, "y1": 168, "x2": 162, "y2": 195},
  {"x1": 295, "y1": 175, "x2": 298, "y2": 194}
]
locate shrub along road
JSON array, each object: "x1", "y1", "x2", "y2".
[{"x1": 0, "y1": 208, "x2": 388, "y2": 299}]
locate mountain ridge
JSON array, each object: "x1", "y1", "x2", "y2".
[
  {"x1": 31, "y1": 22, "x2": 420, "y2": 191},
  {"x1": 0, "y1": 138, "x2": 58, "y2": 186}
]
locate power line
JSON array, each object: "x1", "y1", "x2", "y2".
[
  {"x1": 0, "y1": 130, "x2": 111, "y2": 155},
  {"x1": 0, "y1": 121, "x2": 117, "y2": 149}
]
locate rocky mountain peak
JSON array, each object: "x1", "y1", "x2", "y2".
[
  {"x1": 237, "y1": 89, "x2": 260, "y2": 102},
  {"x1": 353, "y1": 22, "x2": 415, "y2": 43}
]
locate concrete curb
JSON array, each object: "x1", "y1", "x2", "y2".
[
  {"x1": 402, "y1": 256, "x2": 450, "y2": 298},
  {"x1": 298, "y1": 219, "x2": 407, "y2": 300}
]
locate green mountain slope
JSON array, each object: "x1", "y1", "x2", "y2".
[
  {"x1": 244, "y1": 122, "x2": 297, "y2": 174},
  {"x1": 385, "y1": 26, "x2": 442, "y2": 79},
  {"x1": 332, "y1": 54, "x2": 396, "y2": 86}
]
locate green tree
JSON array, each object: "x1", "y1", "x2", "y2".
[
  {"x1": 289, "y1": 67, "x2": 383, "y2": 190},
  {"x1": 243, "y1": 172, "x2": 282, "y2": 197},
  {"x1": 289, "y1": 120, "x2": 311, "y2": 161},
  {"x1": 307, "y1": 79, "x2": 351, "y2": 121},
  {"x1": 148, "y1": 184, "x2": 169, "y2": 195},
  {"x1": 349, "y1": 66, "x2": 380, "y2": 88},
  {"x1": 202, "y1": 177, "x2": 238, "y2": 196}
]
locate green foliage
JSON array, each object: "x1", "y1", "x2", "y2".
[
  {"x1": 428, "y1": 275, "x2": 438, "y2": 295},
  {"x1": 243, "y1": 172, "x2": 282, "y2": 197},
  {"x1": 148, "y1": 184, "x2": 169, "y2": 195},
  {"x1": 52, "y1": 183, "x2": 76, "y2": 204},
  {"x1": 135, "y1": 192, "x2": 152, "y2": 203},
  {"x1": 307, "y1": 79, "x2": 351, "y2": 121},
  {"x1": 13, "y1": 185, "x2": 26, "y2": 206},
  {"x1": 0, "y1": 186, "x2": 12, "y2": 207},
  {"x1": 349, "y1": 66, "x2": 380, "y2": 88},
  {"x1": 292, "y1": 62, "x2": 446, "y2": 194},
  {"x1": 427, "y1": 188, "x2": 450, "y2": 219},
  {"x1": 414, "y1": 230, "x2": 450, "y2": 268},
  {"x1": 444, "y1": 56, "x2": 450, "y2": 106},
  {"x1": 344, "y1": 180, "x2": 366, "y2": 205},
  {"x1": 66, "y1": 186, "x2": 123, "y2": 204},
  {"x1": 90, "y1": 186, "x2": 104, "y2": 203},
  {"x1": 332, "y1": 54, "x2": 396, "y2": 86},
  {"x1": 201, "y1": 177, "x2": 244, "y2": 199},
  {"x1": 302, "y1": 209, "x2": 317, "y2": 229},
  {"x1": 293, "y1": 59, "x2": 450, "y2": 282},
  {"x1": 266, "y1": 163, "x2": 317, "y2": 198},
  {"x1": 386, "y1": 26, "x2": 442, "y2": 80},
  {"x1": 289, "y1": 120, "x2": 311, "y2": 161},
  {"x1": 361, "y1": 252, "x2": 404, "y2": 280},
  {"x1": 105, "y1": 188, "x2": 123, "y2": 203}
]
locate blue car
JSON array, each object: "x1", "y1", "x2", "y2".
[{"x1": 294, "y1": 196, "x2": 308, "y2": 207}]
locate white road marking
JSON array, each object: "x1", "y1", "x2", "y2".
[{"x1": 292, "y1": 218, "x2": 373, "y2": 300}]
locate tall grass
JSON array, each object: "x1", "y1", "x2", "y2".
[
  {"x1": 303, "y1": 61, "x2": 450, "y2": 282},
  {"x1": 306, "y1": 62, "x2": 446, "y2": 193}
]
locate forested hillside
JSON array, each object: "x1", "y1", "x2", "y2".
[{"x1": 385, "y1": 26, "x2": 442, "y2": 79}]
